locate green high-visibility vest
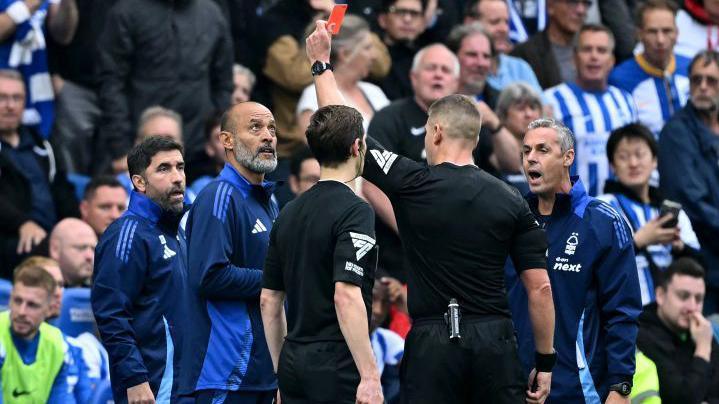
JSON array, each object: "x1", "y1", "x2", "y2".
[
  {"x1": 0, "y1": 311, "x2": 65, "y2": 404},
  {"x1": 631, "y1": 350, "x2": 661, "y2": 404}
]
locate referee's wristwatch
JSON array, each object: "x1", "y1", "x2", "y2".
[
  {"x1": 311, "y1": 60, "x2": 333, "y2": 76},
  {"x1": 608, "y1": 381, "x2": 632, "y2": 397}
]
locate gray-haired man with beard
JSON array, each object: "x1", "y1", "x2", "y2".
[{"x1": 179, "y1": 102, "x2": 280, "y2": 403}]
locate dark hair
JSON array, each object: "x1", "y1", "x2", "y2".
[
  {"x1": 635, "y1": 0, "x2": 678, "y2": 28},
  {"x1": 83, "y1": 175, "x2": 125, "y2": 201},
  {"x1": 13, "y1": 264, "x2": 56, "y2": 298},
  {"x1": 576, "y1": 23, "x2": 615, "y2": 52},
  {"x1": 689, "y1": 50, "x2": 719, "y2": 76},
  {"x1": 658, "y1": 257, "x2": 705, "y2": 289},
  {"x1": 606, "y1": 123, "x2": 658, "y2": 164},
  {"x1": 306, "y1": 105, "x2": 364, "y2": 168},
  {"x1": 382, "y1": 0, "x2": 426, "y2": 13},
  {"x1": 289, "y1": 146, "x2": 316, "y2": 177},
  {"x1": 446, "y1": 22, "x2": 496, "y2": 59},
  {"x1": 127, "y1": 136, "x2": 184, "y2": 178}
]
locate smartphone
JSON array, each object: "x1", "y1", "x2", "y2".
[
  {"x1": 659, "y1": 200, "x2": 681, "y2": 228},
  {"x1": 327, "y1": 4, "x2": 348, "y2": 35}
]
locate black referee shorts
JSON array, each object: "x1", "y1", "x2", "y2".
[
  {"x1": 400, "y1": 316, "x2": 525, "y2": 404},
  {"x1": 278, "y1": 340, "x2": 360, "y2": 404}
]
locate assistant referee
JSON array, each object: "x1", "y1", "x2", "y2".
[
  {"x1": 307, "y1": 20, "x2": 557, "y2": 404},
  {"x1": 260, "y1": 104, "x2": 383, "y2": 404}
]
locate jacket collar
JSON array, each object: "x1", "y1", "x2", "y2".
[
  {"x1": 684, "y1": 102, "x2": 719, "y2": 154},
  {"x1": 635, "y1": 53, "x2": 676, "y2": 78},
  {"x1": 126, "y1": 191, "x2": 185, "y2": 232},
  {"x1": 526, "y1": 176, "x2": 590, "y2": 216},
  {"x1": 218, "y1": 163, "x2": 276, "y2": 202},
  {"x1": 603, "y1": 179, "x2": 664, "y2": 207}
]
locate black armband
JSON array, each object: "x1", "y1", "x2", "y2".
[{"x1": 535, "y1": 350, "x2": 557, "y2": 372}]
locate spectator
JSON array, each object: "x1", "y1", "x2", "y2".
[
  {"x1": 80, "y1": 176, "x2": 128, "y2": 237},
  {"x1": 609, "y1": 0, "x2": 689, "y2": 135},
  {"x1": 0, "y1": 69, "x2": 78, "y2": 279},
  {"x1": 0, "y1": 264, "x2": 72, "y2": 402},
  {"x1": 463, "y1": 0, "x2": 543, "y2": 93},
  {"x1": 495, "y1": 82, "x2": 543, "y2": 192},
  {"x1": 97, "y1": 0, "x2": 233, "y2": 173},
  {"x1": 287, "y1": 146, "x2": 320, "y2": 198},
  {"x1": 376, "y1": 0, "x2": 429, "y2": 100},
  {"x1": 446, "y1": 22, "x2": 522, "y2": 174},
  {"x1": 261, "y1": 1, "x2": 389, "y2": 162},
  {"x1": 188, "y1": 112, "x2": 224, "y2": 195},
  {"x1": 659, "y1": 50, "x2": 719, "y2": 314},
  {"x1": 511, "y1": 0, "x2": 590, "y2": 89},
  {"x1": 675, "y1": 0, "x2": 719, "y2": 59},
  {"x1": 507, "y1": 118, "x2": 642, "y2": 402},
  {"x1": 296, "y1": 15, "x2": 390, "y2": 134},
  {"x1": 370, "y1": 279, "x2": 404, "y2": 404},
  {"x1": 544, "y1": 24, "x2": 638, "y2": 196},
  {"x1": 232, "y1": 63, "x2": 256, "y2": 105},
  {"x1": 92, "y1": 136, "x2": 188, "y2": 403},
  {"x1": 598, "y1": 123, "x2": 701, "y2": 306},
  {"x1": 49, "y1": 0, "x2": 114, "y2": 174},
  {"x1": 49, "y1": 218, "x2": 97, "y2": 288},
  {"x1": 20, "y1": 256, "x2": 95, "y2": 403},
  {"x1": 0, "y1": 0, "x2": 78, "y2": 138},
  {"x1": 637, "y1": 257, "x2": 719, "y2": 403}
]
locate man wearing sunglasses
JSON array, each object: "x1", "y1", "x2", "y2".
[{"x1": 659, "y1": 50, "x2": 719, "y2": 315}]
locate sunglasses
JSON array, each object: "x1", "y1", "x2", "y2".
[{"x1": 690, "y1": 74, "x2": 719, "y2": 87}]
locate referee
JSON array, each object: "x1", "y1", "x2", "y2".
[
  {"x1": 307, "y1": 21, "x2": 557, "y2": 404},
  {"x1": 260, "y1": 104, "x2": 383, "y2": 403}
]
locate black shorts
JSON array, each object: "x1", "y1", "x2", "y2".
[
  {"x1": 278, "y1": 340, "x2": 359, "y2": 404},
  {"x1": 400, "y1": 316, "x2": 525, "y2": 404}
]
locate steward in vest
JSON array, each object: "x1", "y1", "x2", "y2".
[{"x1": 0, "y1": 264, "x2": 71, "y2": 403}]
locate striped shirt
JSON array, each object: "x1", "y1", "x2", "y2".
[
  {"x1": 544, "y1": 82, "x2": 638, "y2": 196},
  {"x1": 609, "y1": 54, "x2": 690, "y2": 135},
  {"x1": 597, "y1": 192, "x2": 700, "y2": 305}
]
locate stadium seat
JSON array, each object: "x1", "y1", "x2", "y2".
[
  {"x1": 0, "y1": 278, "x2": 12, "y2": 312},
  {"x1": 68, "y1": 173, "x2": 91, "y2": 202},
  {"x1": 57, "y1": 287, "x2": 96, "y2": 337}
]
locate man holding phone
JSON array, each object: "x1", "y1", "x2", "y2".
[{"x1": 599, "y1": 123, "x2": 701, "y2": 306}]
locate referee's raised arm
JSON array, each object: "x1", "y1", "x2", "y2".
[{"x1": 307, "y1": 20, "x2": 346, "y2": 108}]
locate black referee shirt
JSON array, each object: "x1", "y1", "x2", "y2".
[
  {"x1": 263, "y1": 181, "x2": 377, "y2": 343},
  {"x1": 363, "y1": 137, "x2": 547, "y2": 319}
]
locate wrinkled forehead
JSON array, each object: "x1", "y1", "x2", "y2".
[{"x1": 523, "y1": 127, "x2": 560, "y2": 147}]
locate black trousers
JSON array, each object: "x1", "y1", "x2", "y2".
[
  {"x1": 278, "y1": 340, "x2": 360, "y2": 404},
  {"x1": 400, "y1": 317, "x2": 526, "y2": 404}
]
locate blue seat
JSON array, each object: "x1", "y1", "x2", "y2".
[
  {"x1": 57, "y1": 287, "x2": 95, "y2": 338},
  {"x1": 0, "y1": 278, "x2": 12, "y2": 312},
  {"x1": 90, "y1": 379, "x2": 114, "y2": 404},
  {"x1": 68, "y1": 173, "x2": 91, "y2": 202}
]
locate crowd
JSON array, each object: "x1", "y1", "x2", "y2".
[{"x1": 0, "y1": 0, "x2": 719, "y2": 403}]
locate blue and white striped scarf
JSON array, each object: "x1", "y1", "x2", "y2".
[{"x1": 0, "y1": 0, "x2": 55, "y2": 139}]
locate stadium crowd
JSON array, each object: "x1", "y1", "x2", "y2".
[{"x1": 0, "y1": 0, "x2": 719, "y2": 403}]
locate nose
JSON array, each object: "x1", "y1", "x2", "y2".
[{"x1": 110, "y1": 206, "x2": 122, "y2": 220}]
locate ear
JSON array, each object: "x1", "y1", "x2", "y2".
[
  {"x1": 288, "y1": 175, "x2": 300, "y2": 194},
  {"x1": 79, "y1": 200, "x2": 89, "y2": 220},
  {"x1": 378, "y1": 14, "x2": 388, "y2": 30},
  {"x1": 220, "y1": 131, "x2": 234, "y2": 151},
  {"x1": 131, "y1": 174, "x2": 147, "y2": 193},
  {"x1": 433, "y1": 123, "x2": 443, "y2": 146},
  {"x1": 49, "y1": 238, "x2": 59, "y2": 259},
  {"x1": 655, "y1": 286, "x2": 666, "y2": 306},
  {"x1": 563, "y1": 149, "x2": 575, "y2": 167},
  {"x1": 351, "y1": 138, "x2": 361, "y2": 157}
]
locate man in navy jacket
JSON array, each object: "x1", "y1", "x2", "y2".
[
  {"x1": 92, "y1": 136, "x2": 188, "y2": 403},
  {"x1": 507, "y1": 118, "x2": 642, "y2": 403},
  {"x1": 178, "y1": 102, "x2": 278, "y2": 403}
]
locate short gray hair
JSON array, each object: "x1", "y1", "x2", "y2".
[
  {"x1": 328, "y1": 14, "x2": 371, "y2": 62},
  {"x1": 233, "y1": 64, "x2": 256, "y2": 89},
  {"x1": 137, "y1": 106, "x2": 183, "y2": 138},
  {"x1": 527, "y1": 118, "x2": 575, "y2": 153},
  {"x1": 411, "y1": 43, "x2": 460, "y2": 78},
  {"x1": 495, "y1": 83, "x2": 543, "y2": 121},
  {"x1": 0, "y1": 69, "x2": 24, "y2": 84}
]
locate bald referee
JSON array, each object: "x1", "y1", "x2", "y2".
[{"x1": 307, "y1": 20, "x2": 557, "y2": 404}]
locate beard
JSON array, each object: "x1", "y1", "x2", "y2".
[
  {"x1": 152, "y1": 183, "x2": 185, "y2": 214},
  {"x1": 233, "y1": 137, "x2": 278, "y2": 174}
]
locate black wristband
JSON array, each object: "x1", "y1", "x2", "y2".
[
  {"x1": 490, "y1": 124, "x2": 503, "y2": 134},
  {"x1": 535, "y1": 350, "x2": 557, "y2": 372}
]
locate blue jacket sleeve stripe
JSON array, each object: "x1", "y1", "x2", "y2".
[
  {"x1": 213, "y1": 183, "x2": 226, "y2": 219},
  {"x1": 115, "y1": 220, "x2": 131, "y2": 259},
  {"x1": 220, "y1": 186, "x2": 233, "y2": 221},
  {"x1": 595, "y1": 204, "x2": 630, "y2": 246},
  {"x1": 122, "y1": 222, "x2": 139, "y2": 264}
]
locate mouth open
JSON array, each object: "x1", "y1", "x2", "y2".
[
  {"x1": 527, "y1": 169, "x2": 543, "y2": 184},
  {"x1": 257, "y1": 146, "x2": 276, "y2": 157}
]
